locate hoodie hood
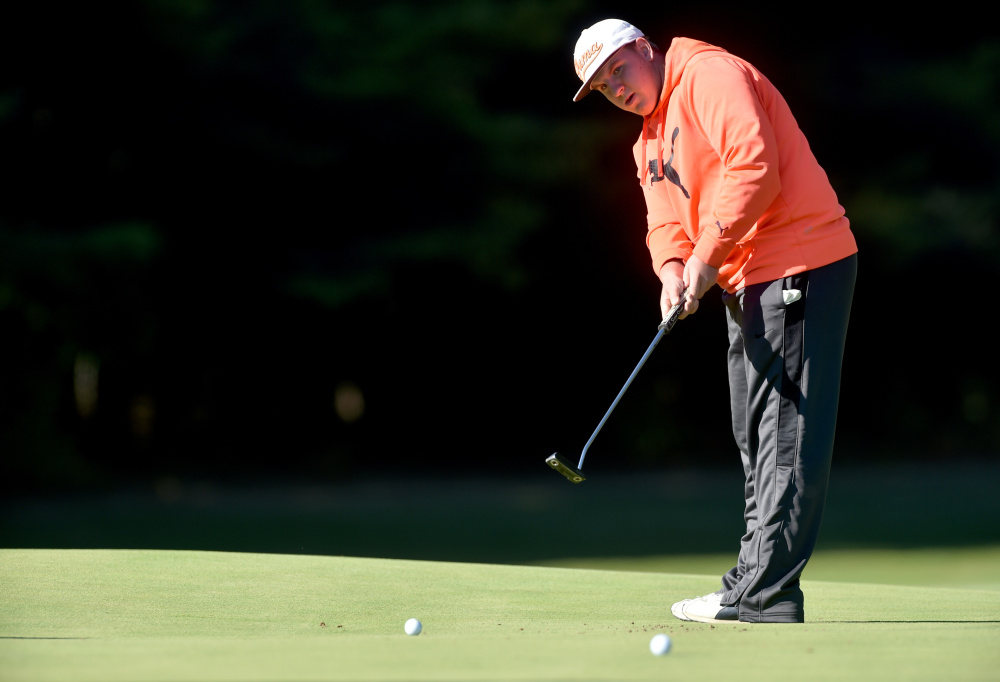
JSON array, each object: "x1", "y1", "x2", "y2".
[
  {"x1": 650, "y1": 37, "x2": 729, "y2": 118},
  {"x1": 640, "y1": 38, "x2": 729, "y2": 187}
]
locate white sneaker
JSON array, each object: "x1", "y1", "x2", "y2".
[
  {"x1": 670, "y1": 591, "x2": 722, "y2": 621},
  {"x1": 671, "y1": 591, "x2": 739, "y2": 623},
  {"x1": 670, "y1": 596, "x2": 698, "y2": 621}
]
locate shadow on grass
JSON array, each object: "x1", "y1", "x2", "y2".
[{"x1": 2, "y1": 461, "x2": 998, "y2": 565}]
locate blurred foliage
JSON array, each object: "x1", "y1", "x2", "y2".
[
  {"x1": 842, "y1": 41, "x2": 1000, "y2": 267},
  {"x1": 132, "y1": 0, "x2": 605, "y2": 291},
  {"x1": 1, "y1": 1, "x2": 998, "y2": 492}
]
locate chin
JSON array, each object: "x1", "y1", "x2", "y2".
[
  {"x1": 636, "y1": 102, "x2": 657, "y2": 117},
  {"x1": 620, "y1": 101, "x2": 645, "y2": 116}
]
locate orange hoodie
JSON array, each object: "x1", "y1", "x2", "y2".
[{"x1": 636, "y1": 38, "x2": 857, "y2": 293}]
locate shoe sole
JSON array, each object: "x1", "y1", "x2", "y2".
[{"x1": 681, "y1": 605, "x2": 739, "y2": 624}]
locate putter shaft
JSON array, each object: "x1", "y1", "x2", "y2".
[{"x1": 577, "y1": 294, "x2": 686, "y2": 470}]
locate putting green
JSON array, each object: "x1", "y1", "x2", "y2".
[
  {"x1": 536, "y1": 545, "x2": 1000, "y2": 592},
  {"x1": 1, "y1": 550, "x2": 998, "y2": 681}
]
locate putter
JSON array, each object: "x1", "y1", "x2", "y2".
[{"x1": 546, "y1": 292, "x2": 687, "y2": 483}]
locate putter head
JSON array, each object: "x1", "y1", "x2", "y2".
[{"x1": 546, "y1": 453, "x2": 586, "y2": 483}]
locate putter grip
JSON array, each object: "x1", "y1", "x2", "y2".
[{"x1": 657, "y1": 288, "x2": 688, "y2": 334}]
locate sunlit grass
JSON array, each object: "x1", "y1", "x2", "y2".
[{"x1": 1, "y1": 549, "x2": 998, "y2": 681}]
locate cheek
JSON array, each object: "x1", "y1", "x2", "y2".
[
  {"x1": 636, "y1": 66, "x2": 653, "y2": 93},
  {"x1": 603, "y1": 90, "x2": 629, "y2": 111}
]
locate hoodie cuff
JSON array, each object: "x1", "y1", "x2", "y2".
[
  {"x1": 651, "y1": 246, "x2": 694, "y2": 276},
  {"x1": 692, "y1": 234, "x2": 733, "y2": 269}
]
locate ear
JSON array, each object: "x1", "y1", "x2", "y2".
[{"x1": 635, "y1": 37, "x2": 654, "y2": 61}]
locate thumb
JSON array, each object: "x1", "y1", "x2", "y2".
[
  {"x1": 681, "y1": 265, "x2": 695, "y2": 302},
  {"x1": 660, "y1": 287, "x2": 672, "y2": 319},
  {"x1": 679, "y1": 264, "x2": 700, "y2": 317}
]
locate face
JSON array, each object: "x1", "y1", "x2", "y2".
[{"x1": 589, "y1": 39, "x2": 661, "y2": 117}]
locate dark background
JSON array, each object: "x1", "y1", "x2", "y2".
[{"x1": 2, "y1": 1, "x2": 998, "y2": 495}]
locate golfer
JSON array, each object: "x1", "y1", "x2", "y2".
[{"x1": 572, "y1": 19, "x2": 858, "y2": 623}]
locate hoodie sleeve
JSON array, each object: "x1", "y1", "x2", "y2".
[
  {"x1": 635, "y1": 139, "x2": 695, "y2": 274},
  {"x1": 646, "y1": 217, "x2": 694, "y2": 275},
  {"x1": 686, "y1": 56, "x2": 782, "y2": 268}
]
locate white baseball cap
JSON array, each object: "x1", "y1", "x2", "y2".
[{"x1": 572, "y1": 19, "x2": 645, "y2": 102}]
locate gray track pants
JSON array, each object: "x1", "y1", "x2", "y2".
[{"x1": 718, "y1": 254, "x2": 857, "y2": 623}]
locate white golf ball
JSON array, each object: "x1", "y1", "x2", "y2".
[
  {"x1": 404, "y1": 618, "x2": 422, "y2": 636},
  {"x1": 649, "y1": 633, "x2": 671, "y2": 656}
]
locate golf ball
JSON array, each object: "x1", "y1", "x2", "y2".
[
  {"x1": 404, "y1": 618, "x2": 422, "y2": 636},
  {"x1": 649, "y1": 633, "x2": 671, "y2": 656}
]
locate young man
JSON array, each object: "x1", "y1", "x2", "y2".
[{"x1": 572, "y1": 19, "x2": 858, "y2": 623}]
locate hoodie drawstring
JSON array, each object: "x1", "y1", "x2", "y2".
[
  {"x1": 640, "y1": 116, "x2": 648, "y2": 187},
  {"x1": 640, "y1": 107, "x2": 666, "y2": 187}
]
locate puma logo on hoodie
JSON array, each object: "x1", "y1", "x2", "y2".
[{"x1": 648, "y1": 127, "x2": 690, "y2": 199}]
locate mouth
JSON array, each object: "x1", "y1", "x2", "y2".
[{"x1": 624, "y1": 93, "x2": 635, "y2": 107}]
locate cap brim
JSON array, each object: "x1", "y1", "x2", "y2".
[{"x1": 573, "y1": 80, "x2": 593, "y2": 102}]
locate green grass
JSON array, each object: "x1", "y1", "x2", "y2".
[
  {"x1": 3, "y1": 463, "x2": 999, "y2": 679},
  {"x1": 536, "y1": 545, "x2": 1000, "y2": 592},
  {"x1": 5, "y1": 462, "x2": 1000, "y2": 566},
  {"x1": 2, "y1": 549, "x2": 999, "y2": 681}
]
